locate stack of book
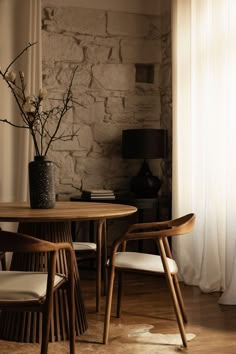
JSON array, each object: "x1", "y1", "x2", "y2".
[{"x1": 81, "y1": 189, "x2": 116, "y2": 200}]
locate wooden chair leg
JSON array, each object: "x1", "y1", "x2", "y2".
[
  {"x1": 173, "y1": 274, "x2": 187, "y2": 323},
  {"x1": 116, "y1": 271, "x2": 124, "y2": 318},
  {"x1": 41, "y1": 309, "x2": 51, "y2": 354},
  {"x1": 163, "y1": 237, "x2": 188, "y2": 323},
  {"x1": 158, "y1": 239, "x2": 187, "y2": 348},
  {"x1": 102, "y1": 220, "x2": 108, "y2": 296},
  {"x1": 167, "y1": 274, "x2": 187, "y2": 347},
  {"x1": 96, "y1": 220, "x2": 103, "y2": 313},
  {"x1": 1, "y1": 254, "x2": 6, "y2": 271},
  {"x1": 68, "y1": 278, "x2": 75, "y2": 353},
  {"x1": 96, "y1": 218, "x2": 107, "y2": 312},
  {"x1": 41, "y1": 255, "x2": 57, "y2": 354},
  {"x1": 103, "y1": 265, "x2": 115, "y2": 344}
]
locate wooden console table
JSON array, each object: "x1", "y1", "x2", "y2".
[{"x1": 0, "y1": 201, "x2": 137, "y2": 343}]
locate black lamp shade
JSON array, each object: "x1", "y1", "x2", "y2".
[
  {"x1": 122, "y1": 129, "x2": 168, "y2": 198},
  {"x1": 122, "y1": 129, "x2": 168, "y2": 159}
]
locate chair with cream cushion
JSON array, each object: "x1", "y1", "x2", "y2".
[
  {"x1": 72, "y1": 220, "x2": 107, "y2": 312},
  {"x1": 103, "y1": 213, "x2": 195, "y2": 348},
  {"x1": 0, "y1": 230, "x2": 75, "y2": 354},
  {"x1": 73, "y1": 241, "x2": 97, "y2": 258}
]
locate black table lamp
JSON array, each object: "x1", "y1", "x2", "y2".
[{"x1": 122, "y1": 129, "x2": 168, "y2": 198}]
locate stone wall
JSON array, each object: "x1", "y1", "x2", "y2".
[{"x1": 41, "y1": 2, "x2": 172, "y2": 200}]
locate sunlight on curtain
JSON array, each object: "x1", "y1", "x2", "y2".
[
  {"x1": 0, "y1": 0, "x2": 41, "y2": 231},
  {"x1": 172, "y1": 0, "x2": 236, "y2": 303}
]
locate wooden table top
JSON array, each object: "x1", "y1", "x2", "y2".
[{"x1": 0, "y1": 201, "x2": 137, "y2": 222}]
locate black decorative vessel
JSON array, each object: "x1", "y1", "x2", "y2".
[{"x1": 28, "y1": 156, "x2": 56, "y2": 209}]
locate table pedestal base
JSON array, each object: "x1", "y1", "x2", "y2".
[{"x1": 0, "y1": 221, "x2": 88, "y2": 343}]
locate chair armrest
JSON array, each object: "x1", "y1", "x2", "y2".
[{"x1": 56, "y1": 242, "x2": 73, "y2": 251}]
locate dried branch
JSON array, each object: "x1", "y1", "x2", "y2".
[{"x1": 0, "y1": 43, "x2": 79, "y2": 156}]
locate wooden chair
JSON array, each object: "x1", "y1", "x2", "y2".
[
  {"x1": 0, "y1": 230, "x2": 75, "y2": 354},
  {"x1": 72, "y1": 219, "x2": 107, "y2": 312},
  {"x1": 103, "y1": 213, "x2": 195, "y2": 348}
]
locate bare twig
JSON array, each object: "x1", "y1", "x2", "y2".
[
  {"x1": 3, "y1": 42, "x2": 37, "y2": 76},
  {"x1": 0, "y1": 118, "x2": 29, "y2": 129},
  {"x1": 0, "y1": 44, "x2": 79, "y2": 156}
]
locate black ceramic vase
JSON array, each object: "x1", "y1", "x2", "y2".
[{"x1": 28, "y1": 156, "x2": 56, "y2": 209}]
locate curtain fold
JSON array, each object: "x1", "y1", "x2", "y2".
[
  {"x1": 0, "y1": 0, "x2": 42, "y2": 231},
  {"x1": 0, "y1": 0, "x2": 42, "y2": 203},
  {"x1": 172, "y1": 0, "x2": 236, "y2": 303}
]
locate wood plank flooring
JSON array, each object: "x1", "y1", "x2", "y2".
[
  {"x1": 0, "y1": 272, "x2": 235, "y2": 353},
  {"x1": 81, "y1": 272, "x2": 236, "y2": 354}
]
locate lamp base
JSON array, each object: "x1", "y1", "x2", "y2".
[{"x1": 130, "y1": 160, "x2": 162, "y2": 198}]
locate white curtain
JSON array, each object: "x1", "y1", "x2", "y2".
[
  {"x1": 172, "y1": 0, "x2": 236, "y2": 304},
  {"x1": 0, "y1": 0, "x2": 42, "y2": 206}
]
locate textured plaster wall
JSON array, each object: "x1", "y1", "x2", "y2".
[{"x1": 41, "y1": 1, "x2": 172, "y2": 200}]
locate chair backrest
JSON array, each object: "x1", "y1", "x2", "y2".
[
  {"x1": 111, "y1": 213, "x2": 195, "y2": 255},
  {"x1": 0, "y1": 230, "x2": 75, "y2": 301},
  {"x1": 0, "y1": 230, "x2": 58, "y2": 253},
  {"x1": 167, "y1": 213, "x2": 195, "y2": 235}
]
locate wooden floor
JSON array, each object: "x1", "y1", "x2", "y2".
[
  {"x1": 81, "y1": 271, "x2": 236, "y2": 354},
  {"x1": 0, "y1": 271, "x2": 236, "y2": 353}
]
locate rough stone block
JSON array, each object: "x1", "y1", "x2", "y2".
[
  {"x1": 134, "y1": 111, "x2": 161, "y2": 123},
  {"x1": 74, "y1": 101, "x2": 106, "y2": 124},
  {"x1": 74, "y1": 93, "x2": 95, "y2": 108},
  {"x1": 94, "y1": 123, "x2": 123, "y2": 143},
  {"x1": 108, "y1": 112, "x2": 136, "y2": 124},
  {"x1": 56, "y1": 183, "x2": 78, "y2": 195},
  {"x1": 121, "y1": 39, "x2": 161, "y2": 63},
  {"x1": 92, "y1": 37, "x2": 121, "y2": 62},
  {"x1": 49, "y1": 122, "x2": 80, "y2": 151},
  {"x1": 60, "y1": 178, "x2": 73, "y2": 184},
  {"x1": 86, "y1": 45, "x2": 110, "y2": 63},
  {"x1": 125, "y1": 94, "x2": 161, "y2": 111},
  {"x1": 69, "y1": 65, "x2": 92, "y2": 91},
  {"x1": 53, "y1": 7, "x2": 106, "y2": 35},
  {"x1": 50, "y1": 152, "x2": 74, "y2": 178},
  {"x1": 106, "y1": 97, "x2": 124, "y2": 114},
  {"x1": 107, "y1": 12, "x2": 149, "y2": 37},
  {"x1": 77, "y1": 125, "x2": 93, "y2": 150},
  {"x1": 92, "y1": 64, "x2": 135, "y2": 90},
  {"x1": 42, "y1": 32, "x2": 83, "y2": 62}
]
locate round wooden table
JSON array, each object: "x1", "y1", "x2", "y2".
[{"x1": 0, "y1": 201, "x2": 137, "y2": 343}]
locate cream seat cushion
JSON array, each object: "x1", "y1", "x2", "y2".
[
  {"x1": 110, "y1": 252, "x2": 178, "y2": 274},
  {"x1": 73, "y1": 242, "x2": 96, "y2": 251},
  {"x1": 0, "y1": 271, "x2": 65, "y2": 302}
]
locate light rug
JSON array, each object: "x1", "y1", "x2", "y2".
[{"x1": 0, "y1": 321, "x2": 195, "y2": 354}]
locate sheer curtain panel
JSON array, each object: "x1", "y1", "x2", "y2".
[
  {"x1": 172, "y1": 0, "x2": 236, "y2": 304},
  {"x1": 0, "y1": 0, "x2": 42, "y2": 205}
]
